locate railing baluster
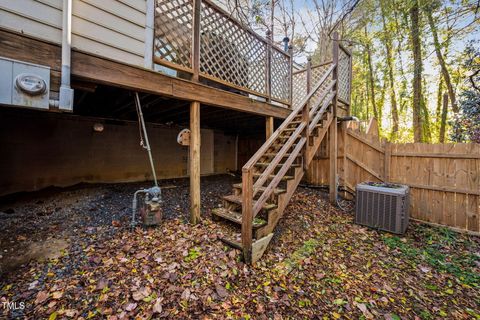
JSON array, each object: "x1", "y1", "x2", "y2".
[{"x1": 241, "y1": 168, "x2": 253, "y2": 263}]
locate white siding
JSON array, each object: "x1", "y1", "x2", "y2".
[{"x1": 0, "y1": 0, "x2": 147, "y2": 67}]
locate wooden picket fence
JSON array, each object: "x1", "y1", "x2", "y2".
[{"x1": 307, "y1": 120, "x2": 480, "y2": 234}]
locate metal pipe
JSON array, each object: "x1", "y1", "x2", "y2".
[
  {"x1": 338, "y1": 116, "x2": 359, "y2": 122},
  {"x1": 61, "y1": 0, "x2": 72, "y2": 88},
  {"x1": 57, "y1": 0, "x2": 74, "y2": 111},
  {"x1": 134, "y1": 92, "x2": 158, "y2": 186}
]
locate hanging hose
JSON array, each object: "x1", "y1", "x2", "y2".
[
  {"x1": 134, "y1": 92, "x2": 158, "y2": 187},
  {"x1": 131, "y1": 92, "x2": 162, "y2": 228}
]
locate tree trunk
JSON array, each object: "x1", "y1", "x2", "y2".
[
  {"x1": 380, "y1": 0, "x2": 399, "y2": 140},
  {"x1": 425, "y1": 6, "x2": 458, "y2": 113},
  {"x1": 409, "y1": 0, "x2": 424, "y2": 142},
  {"x1": 439, "y1": 92, "x2": 448, "y2": 142},
  {"x1": 365, "y1": 27, "x2": 378, "y2": 122},
  {"x1": 436, "y1": 72, "x2": 444, "y2": 141}
]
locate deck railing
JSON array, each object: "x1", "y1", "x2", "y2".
[
  {"x1": 292, "y1": 44, "x2": 351, "y2": 107},
  {"x1": 154, "y1": 0, "x2": 293, "y2": 106}
]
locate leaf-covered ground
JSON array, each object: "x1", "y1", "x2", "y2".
[{"x1": 0, "y1": 176, "x2": 479, "y2": 319}]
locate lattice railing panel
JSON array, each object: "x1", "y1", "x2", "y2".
[
  {"x1": 200, "y1": 1, "x2": 267, "y2": 95},
  {"x1": 292, "y1": 70, "x2": 307, "y2": 107},
  {"x1": 292, "y1": 63, "x2": 333, "y2": 108},
  {"x1": 154, "y1": 0, "x2": 193, "y2": 69},
  {"x1": 271, "y1": 48, "x2": 290, "y2": 103},
  {"x1": 309, "y1": 65, "x2": 333, "y2": 110},
  {"x1": 338, "y1": 48, "x2": 351, "y2": 103}
]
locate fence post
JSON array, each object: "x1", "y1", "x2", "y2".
[
  {"x1": 241, "y1": 168, "x2": 253, "y2": 263},
  {"x1": 191, "y1": 0, "x2": 201, "y2": 82},
  {"x1": 329, "y1": 31, "x2": 339, "y2": 204},
  {"x1": 384, "y1": 141, "x2": 391, "y2": 182},
  {"x1": 265, "y1": 30, "x2": 272, "y2": 103}
]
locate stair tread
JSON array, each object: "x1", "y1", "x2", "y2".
[
  {"x1": 219, "y1": 237, "x2": 243, "y2": 250},
  {"x1": 223, "y1": 194, "x2": 277, "y2": 211},
  {"x1": 253, "y1": 173, "x2": 294, "y2": 181},
  {"x1": 256, "y1": 162, "x2": 300, "y2": 168},
  {"x1": 264, "y1": 153, "x2": 293, "y2": 157},
  {"x1": 212, "y1": 208, "x2": 267, "y2": 228},
  {"x1": 232, "y1": 183, "x2": 286, "y2": 195},
  {"x1": 285, "y1": 123, "x2": 322, "y2": 131}
]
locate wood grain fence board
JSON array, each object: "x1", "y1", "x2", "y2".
[{"x1": 309, "y1": 128, "x2": 480, "y2": 234}]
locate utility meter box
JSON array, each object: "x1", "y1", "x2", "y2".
[
  {"x1": 355, "y1": 182, "x2": 410, "y2": 234},
  {"x1": 0, "y1": 56, "x2": 50, "y2": 109}
]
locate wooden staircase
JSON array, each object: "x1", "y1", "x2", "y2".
[{"x1": 212, "y1": 62, "x2": 339, "y2": 263}]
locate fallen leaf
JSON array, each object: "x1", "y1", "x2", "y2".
[
  {"x1": 356, "y1": 303, "x2": 373, "y2": 319},
  {"x1": 132, "y1": 287, "x2": 151, "y2": 301},
  {"x1": 215, "y1": 285, "x2": 228, "y2": 299},
  {"x1": 152, "y1": 298, "x2": 163, "y2": 314},
  {"x1": 124, "y1": 302, "x2": 137, "y2": 312},
  {"x1": 35, "y1": 291, "x2": 49, "y2": 305}
]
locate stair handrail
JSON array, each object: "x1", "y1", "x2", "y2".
[
  {"x1": 240, "y1": 62, "x2": 335, "y2": 262},
  {"x1": 242, "y1": 63, "x2": 336, "y2": 172},
  {"x1": 253, "y1": 137, "x2": 307, "y2": 216},
  {"x1": 252, "y1": 122, "x2": 306, "y2": 196},
  {"x1": 309, "y1": 90, "x2": 336, "y2": 134},
  {"x1": 252, "y1": 85, "x2": 337, "y2": 216}
]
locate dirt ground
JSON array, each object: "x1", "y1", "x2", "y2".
[{"x1": 0, "y1": 175, "x2": 479, "y2": 319}]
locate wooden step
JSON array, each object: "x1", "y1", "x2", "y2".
[
  {"x1": 264, "y1": 152, "x2": 293, "y2": 157},
  {"x1": 220, "y1": 237, "x2": 242, "y2": 250},
  {"x1": 212, "y1": 208, "x2": 267, "y2": 228},
  {"x1": 253, "y1": 173, "x2": 294, "y2": 181},
  {"x1": 223, "y1": 195, "x2": 278, "y2": 211},
  {"x1": 232, "y1": 183, "x2": 286, "y2": 195},
  {"x1": 283, "y1": 127, "x2": 300, "y2": 132},
  {"x1": 255, "y1": 162, "x2": 300, "y2": 169},
  {"x1": 285, "y1": 123, "x2": 323, "y2": 132}
]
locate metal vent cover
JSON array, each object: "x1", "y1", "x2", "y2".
[{"x1": 355, "y1": 182, "x2": 410, "y2": 234}]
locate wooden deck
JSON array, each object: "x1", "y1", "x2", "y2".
[{"x1": 0, "y1": 29, "x2": 291, "y2": 119}]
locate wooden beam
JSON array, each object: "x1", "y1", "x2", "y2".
[
  {"x1": 384, "y1": 142, "x2": 391, "y2": 182},
  {"x1": 0, "y1": 29, "x2": 290, "y2": 119},
  {"x1": 329, "y1": 31, "x2": 339, "y2": 204},
  {"x1": 191, "y1": 0, "x2": 201, "y2": 81},
  {"x1": 190, "y1": 101, "x2": 201, "y2": 224},
  {"x1": 391, "y1": 152, "x2": 480, "y2": 159},
  {"x1": 345, "y1": 153, "x2": 383, "y2": 181},
  {"x1": 265, "y1": 116, "x2": 274, "y2": 139},
  {"x1": 347, "y1": 131, "x2": 384, "y2": 153},
  {"x1": 241, "y1": 168, "x2": 253, "y2": 263}
]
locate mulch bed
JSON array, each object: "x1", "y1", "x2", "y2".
[{"x1": 0, "y1": 175, "x2": 479, "y2": 319}]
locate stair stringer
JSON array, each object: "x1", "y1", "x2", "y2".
[{"x1": 253, "y1": 117, "x2": 334, "y2": 240}]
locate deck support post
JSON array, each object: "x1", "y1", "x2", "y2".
[
  {"x1": 265, "y1": 116, "x2": 274, "y2": 140},
  {"x1": 303, "y1": 57, "x2": 312, "y2": 171},
  {"x1": 190, "y1": 101, "x2": 201, "y2": 224},
  {"x1": 241, "y1": 168, "x2": 253, "y2": 263},
  {"x1": 329, "y1": 32, "x2": 339, "y2": 204}
]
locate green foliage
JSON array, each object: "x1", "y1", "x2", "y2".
[
  {"x1": 382, "y1": 229, "x2": 480, "y2": 287},
  {"x1": 184, "y1": 247, "x2": 201, "y2": 262},
  {"x1": 450, "y1": 41, "x2": 480, "y2": 143}
]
